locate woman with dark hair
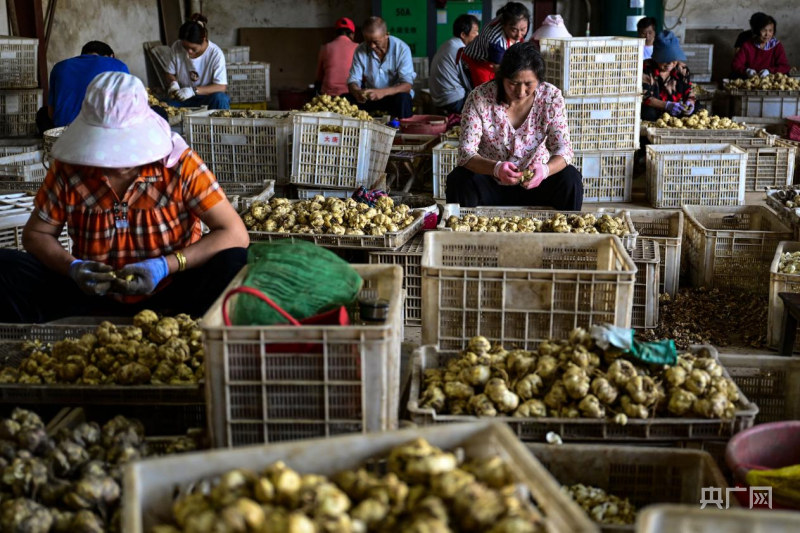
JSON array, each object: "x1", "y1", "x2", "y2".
[
  {"x1": 446, "y1": 42, "x2": 582, "y2": 209},
  {"x1": 165, "y1": 13, "x2": 230, "y2": 109},
  {"x1": 461, "y1": 2, "x2": 531, "y2": 88},
  {"x1": 731, "y1": 13, "x2": 790, "y2": 78}
]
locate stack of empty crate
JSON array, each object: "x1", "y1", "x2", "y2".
[
  {"x1": 222, "y1": 46, "x2": 270, "y2": 108},
  {"x1": 539, "y1": 36, "x2": 642, "y2": 203},
  {"x1": 0, "y1": 37, "x2": 45, "y2": 193}
]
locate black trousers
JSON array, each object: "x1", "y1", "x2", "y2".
[
  {"x1": 345, "y1": 92, "x2": 413, "y2": 119},
  {"x1": 0, "y1": 247, "x2": 247, "y2": 323},
  {"x1": 445, "y1": 165, "x2": 584, "y2": 210}
]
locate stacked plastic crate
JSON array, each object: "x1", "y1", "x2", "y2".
[
  {"x1": 539, "y1": 37, "x2": 643, "y2": 202},
  {"x1": 0, "y1": 37, "x2": 45, "y2": 193}
]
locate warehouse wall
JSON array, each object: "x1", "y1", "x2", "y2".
[{"x1": 202, "y1": 0, "x2": 371, "y2": 48}]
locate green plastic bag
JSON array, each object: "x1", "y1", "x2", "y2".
[
  {"x1": 746, "y1": 464, "x2": 800, "y2": 506},
  {"x1": 232, "y1": 241, "x2": 363, "y2": 326},
  {"x1": 591, "y1": 324, "x2": 677, "y2": 365}
]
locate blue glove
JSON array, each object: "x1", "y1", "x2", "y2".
[
  {"x1": 682, "y1": 100, "x2": 695, "y2": 115},
  {"x1": 665, "y1": 102, "x2": 685, "y2": 117},
  {"x1": 69, "y1": 260, "x2": 116, "y2": 296},
  {"x1": 115, "y1": 257, "x2": 169, "y2": 295}
]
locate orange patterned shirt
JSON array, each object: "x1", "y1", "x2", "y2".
[{"x1": 34, "y1": 148, "x2": 225, "y2": 301}]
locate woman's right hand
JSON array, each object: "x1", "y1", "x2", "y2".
[
  {"x1": 168, "y1": 81, "x2": 181, "y2": 98},
  {"x1": 493, "y1": 161, "x2": 522, "y2": 185}
]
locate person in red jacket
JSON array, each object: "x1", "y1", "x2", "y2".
[{"x1": 731, "y1": 13, "x2": 790, "y2": 78}]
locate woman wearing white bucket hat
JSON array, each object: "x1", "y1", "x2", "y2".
[
  {"x1": 0, "y1": 72, "x2": 249, "y2": 323},
  {"x1": 531, "y1": 15, "x2": 572, "y2": 43}
]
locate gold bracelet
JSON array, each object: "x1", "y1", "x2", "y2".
[{"x1": 175, "y1": 251, "x2": 187, "y2": 272}]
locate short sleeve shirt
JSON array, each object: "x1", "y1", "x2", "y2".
[
  {"x1": 458, "y1": 81, "x2": 573, "y2": 170},
  {"x1": 347, "y1": 36, "x2": 416, "y2": 97},
  {"x1": 167, "y1": 40, "x2": 227, "y2": 88},
  {"x1": 34, "y1": 149, "x2": 225, "y2": 302}
]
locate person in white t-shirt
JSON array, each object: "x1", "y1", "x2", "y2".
[
  {"x1": 165, "y1": 13, "x2": 229, "y2": 109},
  {"x1": 638, "y1": 17, "x2": 657, "y2": 61}
]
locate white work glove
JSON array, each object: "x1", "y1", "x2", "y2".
[
  {"x1": 174, "y1": 87, "x2": 195, "y2": 101},
  {"x1": 745, "y1": 69, "x2": 757, "y2": 78},
  {"x1": 168, "y1": 81, "x2": 181, "y2": 98},
  {"x1": 759, "y1": 69, "x2": 770, "y2": 78}
]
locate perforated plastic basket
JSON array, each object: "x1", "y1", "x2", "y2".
[
  {"x1": 645, "y1": 127, "x2": 758, "y2": 145},
  {"x1": 764, "y1": 188, "x2": 800, "y2": 240},
  {"x1": 718, "y1": 353, "x2": 800, "y2": 423},
  {"x1": 201, "y1": 264, "x2": 404, "y2": 447},
  {"x1": 408, "y1": 345, "x2": 758, "y2": 441},
  {"x1": 122, "y1": 421, "x2": 599, "y2": 533},
  {"x1": 438, "y1": 204, "x2": 639, "y2": 250},
  {"x1": 182, "y1": 110, "x2": 291, "y2": 188},
  {"x1": 0, "y1": 150, "x2": 46, "y2": 182},
  {"x1": 295, "y1": 187, "x2": 354, "y2": 200},
  {"x1": 683, "y1": 205, "x2": 793, "y2": 291},
  {"x1": 421, "y1": 232, "x2": 637, "y2": 353},
  {"x1": 645, "y1": 144, "x2": 747, "y2": 208},
  {"x1": 565, "y1": 95, "x2": 641, "y2": 151},
  {"x1": 42, "y1": 126, "x2": 66, "y2": 166},
  {"x1": 0, "y1": 193, "x2": 71, "y2": 252},
  {"x1": 221, "y1": 46, "x2": 250, "y2": 64},
  {"x1": 631, "y1": 238, "x2": 659, "y2": 329},
  {"x1": 290, "y1": 112, "x2": 396, "y2": 189},
  {"x1": 432, "y1": 141, "x2": 458, "y2": 200},
  {"x1": 731, "y1": 91, "x2": 800, "y2": 118},
  {"x1": 226, "y1": 62, "x2": 270, "y2": 103},
  {"x1": 528, "y1": 444, "x2": 730, "y2": 533},
  {"x1": 368, "y1": 234, "x2": 425, "y2": 326},
  {"x1": 767, "y1": 241, "x2": 800, "y2": 350},
  {"x1": 636, "y1": 505, "x2": 800, "y2": 533},
  {"x1": 573, "y1": 150, "x2": 634, "y2": 202},
  {"x1": 682, "y1": 44, "x2": 713, "y2": 83},
  {"x1": 539, "y1": 37, "x2": 643, "y2": 97},
  {"x1": 0, "y1": 137, "x2": 40, "y2": 158},
  {"x1": 0, "y1": 89, "x2": 42, "y2": 137},
  {"x1": 0, "y1": 37, "x2": 38, "y2": 89},
  {"x1": 412, "y1": 56, "x2": 429, "y2": 81}
]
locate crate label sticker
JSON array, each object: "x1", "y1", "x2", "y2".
[
  {"x1": 590, "y1": 110, "x2": 613, "y2": 120},
  {"x1": 318, "y1": 132, "x2": 342, "y2": 146},
  {"x1": 231, "y1": 74, "x2": 248, "y2": 81},
  {"x1": 220, "y1": 134, "x2": 248, "y2": 145},
  {"x1": 582, "y1": 157, "x2": 601, "y2": 178},
  {"x1": 594, "y1": 53, "x2": 616, "y2": 63},
  {"x1": 0, "y1": 51, "x2": 16, "y2": 59},
  {"x1": 690, "y1": 167, "x2": 714, "y2": 176},
  {"x1": 4, "y1": 96, "x2": 20, "y2": 114},
  {"x1": 684, "y1": 51, "x2": 696, "y2": 57}
]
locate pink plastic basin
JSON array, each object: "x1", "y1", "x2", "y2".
[{"x1": 400, "y1": 115, "x2": 447, "y2": 135}]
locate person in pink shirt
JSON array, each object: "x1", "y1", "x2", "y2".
[{"x1": 316, "y1": 18, "x2": 359, "y2": 96}]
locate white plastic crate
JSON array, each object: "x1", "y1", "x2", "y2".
[
  {"x1": 221, "y1": 46, "x2": 250, "y2": 64},
  {"x1": 631, "y1": 238, "x2": 660, "y2": 329},
  {"x1": 290, "y1": 112, "x2": 396, "y2": 189},
  {"x1": 409, "y1": 345, "x2": 757, "y2": 441},
  {"x1": 122, "y1": 421, "x2": 598, "y2": 533},
  {"x1": 412, "y1": 56, "x2": 429, "y2": 81},
  {"x1": 182, "y1": 110, "x2": 291, "y2": 189},
  {"x1": 539, "y1": 36, "x2": 643, "y2": 96},
  {"x1": 683, "y1": 205, "x2": 793, "y2": 291},
  {"x1": 432, "y1": 141, "x2": 458, "y2": 200},
  {"x1": 718, "y1": 353, "x2": 800, "y2": 423},
  {"x1": 0, "y1": 137, "x2": 40, "y2": 158},
  {"x1": 573, "y1": 150, "x2": 634, "y2": 202},
  {"x1": 730, "y1": 90, "x2": 800, "y2": 118},
  {"x1": 295, "y1": 187, "x2": 353, "y2": 200},
  {"x1": 682, "y1": 44, "x2": 713, "y2": 82},
  {"x1": 0, "y1": 89, "x2": 42, "y2": 137},
  {"x1": 0, "y1": 37, "x2": 38, "y2": 89},
  {"x1": 201, "y1": 264, "x2": 404, "y2": 447},
  {"x1": 0, "y1": 150, "x2": 46, "y2": 183},
  {"x1": 421, "y1": 231, "x2": 636, "y2": 353},
  {"x1": 764, "y1": 188, "x2": 800, "y2": 240},
  {"x1": 646, "y1": 127, "x2": 757, "y2": 145},
  {"x1": 645, "y1": 144, "x2": 747, "y2": 208},
  {"x1": 767, "y1": 241, "x2": 800, "y2": 350},
  {"x1": 42, "y1": 126, "x2": 66, "y2": 167},
  {"x1": 636, "y1": 505, "x2": 800, "y2": 533},
  {"x1": 368, "y1": 234, "x2": 424, "y2": 326},
  {"x1": 565, "y1": 95, "x2": 641, "y2": 151},
  {"x1": 226, "y1": 62, "x2": 270, "y2": 103},
  {"x1": 621, "y1": 209, "x2": 683, "y2": 299},
  {"x1": 0, "y1": 193, "x2": 70, "y2": 252}
]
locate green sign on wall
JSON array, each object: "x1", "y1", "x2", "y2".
[{"x1": 382, "y1": 0, "x2": 427, "y2": 57}]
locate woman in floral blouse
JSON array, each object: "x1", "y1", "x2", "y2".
[
  {"x1": 446, "y1": 42, "x2": 582, "y2": 209},
  {"x1": 642, "y1": 31, "x2": 698, "y2": 122}
]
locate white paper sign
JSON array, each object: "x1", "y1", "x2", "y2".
[
  {"x1": 231, "y1": 74, "x2": 248, "y2": 81},
  {"x1": 5, "y1": 95, "x2": 20, "y2": 114},
  {"x1": 595, "y1": 53, "x2": 616, "y2": 63},
  {"x1": 437, "y1": 10, "x2": 447, "y2": 24},
  {"x1": 318, "y1": 132, "x2": 342, "y2": 146},
  {"x1": 590, "y1": 110, "x2": 613, "y2": 120},
  {"x1": 220, "y1": 134, "x2": 248, "y2": 145},
  {"x1": 0, "y1": 52, "x2": 16, "y2": 59},
  {"x1": 582, "y1": 157, "x2": 601, "y2": 178},
  {"x1": 691, "y1": 167, "x2": 714, "y2": 176}
]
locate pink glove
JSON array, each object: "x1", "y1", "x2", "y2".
[
  {"x1": 521, "y1": 162, "x2": 550, "y2": 189},
  {"x1": 493, "y1": 161, "x2": 522, "y2": 185}
]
